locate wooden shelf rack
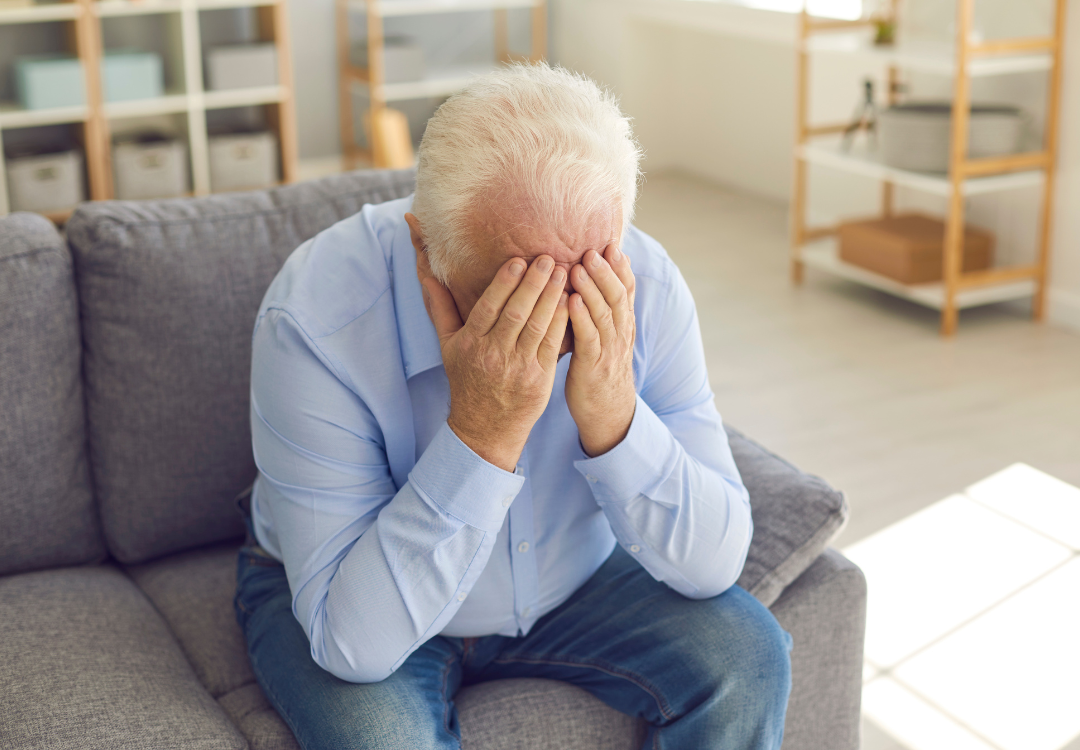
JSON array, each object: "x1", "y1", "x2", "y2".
[
  {"x1": 336, "y1": 0, "x2": 546, "y2": 169},
  {"x1": 790, "y1": 0, "x2": 1068, "y2": 336},
  {"x1": 0, "y1": 0, "x2": 298, "y2": 222}
]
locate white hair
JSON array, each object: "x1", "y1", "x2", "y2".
[{"x1": 411, "y1": 62, "x2": 642, "y2": 284}]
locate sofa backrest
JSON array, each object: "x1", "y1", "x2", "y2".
[
  {"x1": 65, "y1": 169, "x2": 417, "y2": 564},
  {"x1": 0, "y1": 213, "x2": 105, "y2": 575}
]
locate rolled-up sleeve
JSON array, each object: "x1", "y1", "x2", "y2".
[
  {"x1": 251, "y1": 307, "x2": 520, "y2": 683},
  {"x1": 574, "y1": 264, "x2": 752, "y2": 599}
]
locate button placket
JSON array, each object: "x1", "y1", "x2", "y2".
[{"x1": 507, "y1": 451, "x2": 539, "y2": 630}]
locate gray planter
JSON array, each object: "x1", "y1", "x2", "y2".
[{"x1": 879, "y1": 102, "x2": 1022, "y2": 173}]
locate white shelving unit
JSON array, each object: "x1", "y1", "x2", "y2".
[
  {"x1": 0, "y1": 0, "x2": 297, "y2": 220},
  {"x1": 806, "y1": 31, "x2": 1055, "y2": 77},
  {"x1": 790, "y1": 0, "x2": 1068, "y2": 336},
  {"x1": 801, "y1": 239, "x2": 1038, "y2": 310},
  {"x1": 798, "y1": 139, "x2": 1046, "y2": 198},
  {"x1": 337, "y1": 0, "x2": 546, "y2": 169}
]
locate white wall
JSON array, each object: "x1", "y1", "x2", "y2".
[{"x1": 552, "y1": 0, "x2": 1080, "y2": 332}]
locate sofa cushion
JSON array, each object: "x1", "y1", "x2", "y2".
[
  {"x1": 0, "y1": 213, "x2": 103, "y2": 576},
  {"x1": 730, "y1": 428, "x2": 848, "y2": 606},
  {"x1": 457, "y1": 678, "x2": 646, "y2": 749},
  {"x1": 126, "y1": 541, "x2": 254, "y2": 698},
  {"x1": 65, "y1": 169, "x2": 418, "y2": 564},
  {"x1": 0, "y1": 565, "x2": 246, "y2": 750},
  {"x1": 217, "y1": 683, "x2": 299, "y2": 750}
]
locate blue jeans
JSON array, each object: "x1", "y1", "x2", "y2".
[{"x1": 234, "y1": 526, "x2": 792, "y2": 750}]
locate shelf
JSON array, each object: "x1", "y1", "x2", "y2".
[
  {"x1": 806, "y1": 32, "x2": 1054, "y2": 77},
  {"x1": 195, "y1": 0, "x2": 277, "y2": 8},
  {"x1": 347, "y1": 0, "x2": 539, "y2": 17},
  {"x1": 94, "y1": 0, "x2": 184, "y2": 17},
  {"x1": 105, "y1": 92, "x2": 190, "y2": 118},
  {"x1": 92, "y1": 0, "x2": 274, "y2": 13},
  {"x1": 202, "y1": 85, "x2": 287, "y2": 109},
  {"x1": 0, "y1": 2, "x2": 81, "y2": 24},
  {"x1": 0, "y1": 102, "x2": 89, "y2": 128},
  {"x1": 348, "y1": 63, "x2": 499, "y2": 100},
  {"x1": 801, "y1": 239, "x2": 1037, "y2": 311},
  {"x1": 798, "y1": 140, "x2": 1045, "y2": 197}
]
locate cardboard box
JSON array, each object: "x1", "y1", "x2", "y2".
[
  {"x1": 113, "y1": 137, "x2": 189, "y2": 200},
  {"x1": 208, "y1": 131, "x2": 278, "y2": 192},
  {"x1": 838, "y1": 213, "x2": 994, "y2": 285},
  {"x1": 102, "y1": 51, "x2": 164, "y2": 103},
  {"x1": 206, "y1": 44, "x2": 278, "y2": 91},
  {"x1": 14, "y1": 55, "x2": 86, "y2": 110},
  {"x1": 6, "y1": 150, "x2": 85, "y2": 212}
]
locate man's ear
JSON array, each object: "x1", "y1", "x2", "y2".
[
  {"x1": 405, "y1": 212, "x2": 435, "y2": 280},
  {"x1": 405, "y1": 212, "x2": 426, "y2": 254}
]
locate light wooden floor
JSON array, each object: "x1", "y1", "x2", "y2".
[{"x1": 634, "y1": 171, "x2": 1080, "y2": 548}]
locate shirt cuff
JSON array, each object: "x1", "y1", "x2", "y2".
[
  {"x1": 408, "y1": 421, "x2": 524, "y2": 534},
  {"x1": 574, "y1": 394, "x2": 674, "y2": 504}
]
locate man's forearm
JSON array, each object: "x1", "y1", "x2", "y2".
[
  {"x1": 295, "y1": 423, "x2": 522, "y2": 683},
  {"x1": 575, "y1": 395, "x2": 752, "y2": 600}
]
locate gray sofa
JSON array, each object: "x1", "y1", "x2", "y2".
[{"x1": 0, "y1": 168, "x2": 866, "y2": 750}]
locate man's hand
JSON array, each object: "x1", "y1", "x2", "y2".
[
  {"x1": 422, "y1": 256, "x2": 569, "y2": 472},
  {"x1": 566, "y1": 246, "x2": 637, "y2": 457}
]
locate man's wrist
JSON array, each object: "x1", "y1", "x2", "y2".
[
  {"x1": 577, "y1": 398, "x2": 636, "y2": 457},
  {"x1": 447, "y1": 416, "x2": 524, "y2": 472}
]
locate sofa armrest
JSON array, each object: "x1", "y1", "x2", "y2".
[{"x1": 770, "y1": 548, "x2": 867, "y2": 750}]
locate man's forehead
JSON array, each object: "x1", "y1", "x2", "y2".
[{"x1": 472, "y1": 200, "x2": 620, "y2": 265}]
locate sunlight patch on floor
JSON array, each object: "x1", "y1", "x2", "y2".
[{"x1": 844, "y1": 464, "x2": 1080, "y2": 750}]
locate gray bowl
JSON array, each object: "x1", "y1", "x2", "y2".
[{"x1": 879, "y1": 102, "x2": 1022, "y2": 173}]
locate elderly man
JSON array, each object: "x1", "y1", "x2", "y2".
[{"x1": 236, "y1": 63, "x2": 791, "y2": 749}]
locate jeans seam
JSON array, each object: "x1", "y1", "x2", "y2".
[
  {"x1": 440, "y1": 651, "x2": 461, "y2": 742},
  {"x1": 491, "y1": 653, "x2": 677, "y2": 722}
]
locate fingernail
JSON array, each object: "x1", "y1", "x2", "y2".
[
  {"x1": 538, "y1": 257, "x2": 553, "y2": 273},
  {"x1": 552, "y1": 267, "x2": 566, "y2": 284},
  {"x1": 589, "y1": 252, "x2": 602, "y2": 269},
  {"x1": 510, "y1": 261, "x2": 525, "y2": 277},
  {"x1": 612, "y1": 247, "x2": 622, "y2": 262},
  {"x1": 559, "y1": 292, "x2": 568, "y2": 307}
]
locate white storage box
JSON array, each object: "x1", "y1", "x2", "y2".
[
  {"x1": 206, "y1": 44, "x2": 278, "y2": 91},
  {"x1": 6, "y1": 150, "x2": 85, "y2": 213},
  {"x1": 113, "y1": 137, "x2": 189, "y2": 200},
  {"x1": 879, "y1": 102, "x2": 1022, "y2": 173},
  {"x1": 208, "y1": 131, "x2": 278, "y2": 192},
  {"x1": 350, "y1": 35, "x2": 425, "y2": 83}
]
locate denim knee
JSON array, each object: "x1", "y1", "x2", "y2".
[{"x1": 717, "y1": 589, "x2": 793, "y2": 709}]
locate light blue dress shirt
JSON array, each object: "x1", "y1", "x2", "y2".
[{"x1": 249, "y1": 195, "x2": 753, "y2": 684}]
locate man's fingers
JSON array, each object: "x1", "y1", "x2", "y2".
[
  {"x1": 490, "y1": 256, "x2": 555, "y2": 345},
  {"x1": 518, "y1": 266, "x2": 566, "y2": 355},
  {"x1": 568, "y1": 293, "x2": 600, "y2": 363},
  {"x1": 422, "y1": 277, "x2": 464, "y2": 345},
  {"x1": 571, "y1": 262, "x2": 618, "y2": 348},
  {"x1": 581, "y1": 250, "x2": 631, "y2": 331},
  {"x1": 604, "y1": 244, "x2": 636, "y2": 314},
  {"x1": 465, "y1": 258, "x2": 527, "y2": 336},
  {"x1": 538, "y1": 292, "x2": 570, "y2": 364}
]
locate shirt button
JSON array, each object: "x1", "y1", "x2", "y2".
[
  {"x1": 629, "y1": 544, "x2": 641, "y2": 553},
  {"x1": 517, "y1": 541, "x2": 530, "y2": 553},
  {"x1": 586, "y1": 474, "x2": 598, "y2": 483},
  {"x1": 522, "y1": 607, "x2": 531, "y2": 618},
  {"x1": 502, "y1": 496, "x2": 513, "y2": 508},
  {"x1": 457, "y1": 592, "x2": 466, "y2": 602}
]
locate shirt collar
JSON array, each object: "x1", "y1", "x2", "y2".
[{"x1": 391, "y1": 208, "x2": 444, "y2": 380}]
